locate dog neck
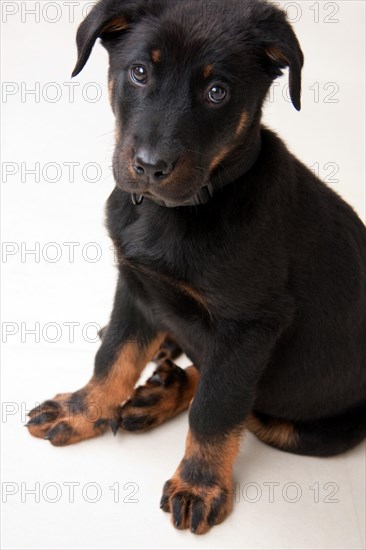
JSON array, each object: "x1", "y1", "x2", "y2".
[{"x1": 131, "y1": 136, "x2": 262, "y2": 208}]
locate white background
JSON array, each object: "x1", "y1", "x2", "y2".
[{"x1": 1, "y1": 1, "x2": 365, "y2": 549}]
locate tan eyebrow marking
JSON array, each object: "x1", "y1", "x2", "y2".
[
  {"x1": 203, "y1": 64, "x2": 213, "y2": 78},
  {"x1": 151, "y1": 49, "x2": 161, "y2": 63},
  {"x1": 101, "y1": 16, "x2": 129, "y2": 34},
  {"x1": 264, "y1": 45, "x2": 288, "y2": 65}
]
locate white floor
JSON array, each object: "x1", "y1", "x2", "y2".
[{"x1": 1, "y1": 2, "x2": 365, "y2": 549}]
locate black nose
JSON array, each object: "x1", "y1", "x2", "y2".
[{"x1": 133, "y1": 149, "x2": 174, "y2": 181}]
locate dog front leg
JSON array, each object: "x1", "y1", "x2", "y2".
[
  {"x1": 27, "y1": 276, "x2": 164, "y2": 445},
  {"x1": 160, "y1": 313, "x2": 290, "y2": 534}
]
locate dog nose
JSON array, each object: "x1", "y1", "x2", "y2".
[{"x1": 133, "y1": 149, "x2": 174, "y2": 181}]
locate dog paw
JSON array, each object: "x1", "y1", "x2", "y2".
[
  {"x1": 26, "y1": 390, "x2": 114, "y2": 446},
  {"x1": 160, "y1": 476, "x2": 233, "y2": 534},
  {"x1": 119, "y1": 360, "x2": 190, "y2": 432},
  {"x1": 153, "y1": 336, "x2": 182, "y2": 362}
]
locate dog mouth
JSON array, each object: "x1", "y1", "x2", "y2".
[
  {"x1": 142, "y1": 186, "x2": 206, "y2": 206},
  {"x1": 120, "y1": 179, "x2": 209, "y2": 206},
  {"x1": 113, "y1": 151, "x2": 210, "y2": 205}
]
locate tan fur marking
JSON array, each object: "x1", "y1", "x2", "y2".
[
  {"x1": 185, "y1": 429, "x2": 242, "y2": 487},
  {"x1": 235, "y1": 111, "x2": 248, "y2": 137},
  {"x1": 265, "y1": 45, "x2": 288, "y2": 65},
  {"x1": 155, "y1": 365, "x2": 199, "y2": 418},
  {"x1": 246, "y1": 413, "x2": 298, "y2": 449},
  {"x1": 101, "y1": 15, "x2": 129, "y2": 34},
  {"x1": 27, "y1": 335, "x2": 165, "y2": 445},
  {"x1": 162, "y1": 428, "x2": 243, "y2": 533},
  {"x1": 115, "y1": 124, "x2": 121, "y2": 142},
  {"x1": 127, "y1": 163, "x2": 136, "y2": 179},
  {"x1": 121, "y1": 363, "x2": 199, "y2": 430},
  {"x1": 151, "y1": 49, "x2": 161, "y2": 63},
  {"x1": 203, "y1": 64, "x2": 213, "y2": 78},
  {"x1": 108, "y1": 78, "x2": 114, "y2": 104},
  {"x1": 209, "y1": 145, "x2": 232, "y2": 172},
  {"x1": 89, "y1": 336, "x2": 165, "y2": 410},
  {"x1": 185, "y1": 366, "x2": 200, "y2": 395},
  {"x1": 177, "y1": 281, "x2": 210, "y2": 315}
]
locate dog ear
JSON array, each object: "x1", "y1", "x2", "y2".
[
  {"x1": 256, "y1": 6, "x2": 304, "y2": 111},
  {"x1": 71, "y1": 0, "x2": 144, "y2": 77}
]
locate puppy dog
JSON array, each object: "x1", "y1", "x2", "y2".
[{"x1": 27, "y1": 0, "x2": 366, "y2": 535}]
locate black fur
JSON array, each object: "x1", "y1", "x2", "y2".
[{"x1": 72, "y1": 0, "x2": 366, "y2": 452}]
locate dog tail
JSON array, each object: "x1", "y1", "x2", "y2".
[{"x1": 248, "y1": 403, "x2": 366, "y2": 457}]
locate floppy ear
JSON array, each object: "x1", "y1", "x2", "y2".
[
  {"x1": 256, "y1": 6, "x2": 304, "y2": 111},
  {"x1": 71, "y1": 0, "x2": 138, "y2": 77}
]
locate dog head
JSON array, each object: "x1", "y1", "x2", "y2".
[{"x1": 72, "y1": 0, "x2": 303, "y2": 206}]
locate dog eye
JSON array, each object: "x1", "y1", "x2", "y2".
[
  {"x1": 208, "y1": 85, "x2": 228, "y2": 104},
  {"x1": 130, "y1": 65, "x2": 148, "y2": 85}
]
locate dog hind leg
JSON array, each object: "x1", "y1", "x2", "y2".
[{"x1": 120, "y1": 361, "x2": 199, "y2": 432}]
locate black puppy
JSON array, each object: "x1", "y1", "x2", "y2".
[{"x1": 27, "y1": 0, "x2": 366, "y2": 534}]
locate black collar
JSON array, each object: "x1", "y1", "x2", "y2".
[{"x1": 131, "y1": 137, "x2": 261, "y2": 208}]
